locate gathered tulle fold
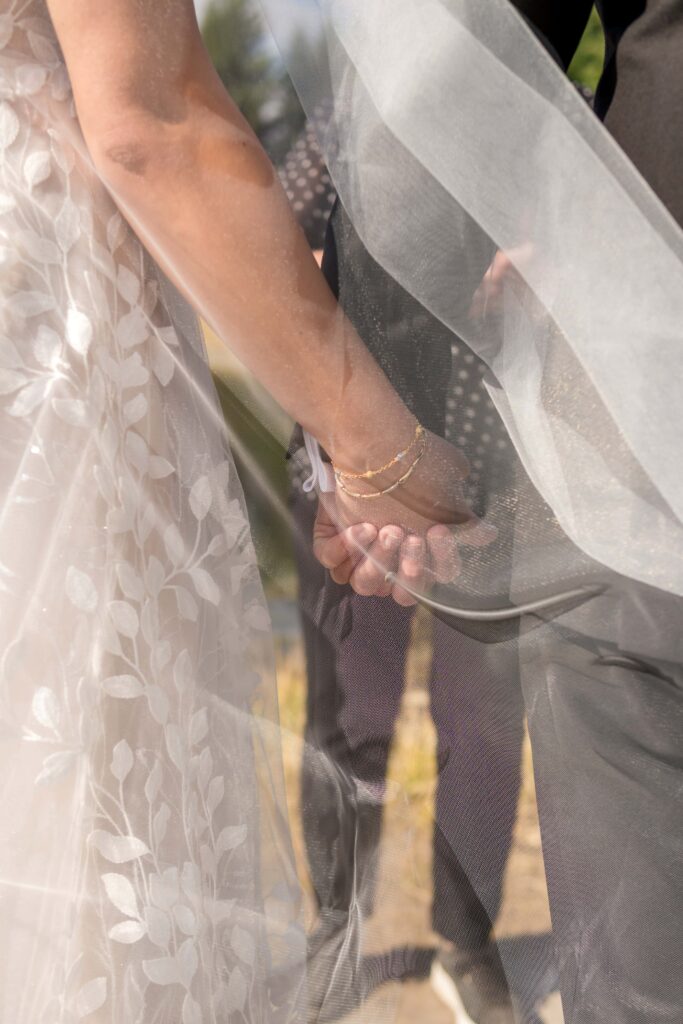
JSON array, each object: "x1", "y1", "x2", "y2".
[{"x1": 260, "y1": 0, "x2": 683, "y2": 600}]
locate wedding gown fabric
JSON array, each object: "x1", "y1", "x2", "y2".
[{"x1": 0, "y1": 4, "x2": 304, "y2": 1023}]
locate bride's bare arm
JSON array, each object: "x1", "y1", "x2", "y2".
[
  {"x1": 45, "y1": 0, "x2": 413, "y2": 470},
  {"x1": 46, "y1": 0, "x2": 486, "y2": 604}
]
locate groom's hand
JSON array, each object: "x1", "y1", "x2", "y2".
[
  {"x1": 313, "y1": 494, "x2": 493, "y2": 607},
  {"x1": 468, "y1": 243, "x2": 534, "y2": 320},
  {"x1": 313, "y1": 429, "x2": 496, "y2": 605},
  {"x1": 313, "y1": 502, "x2": 465, "y2": 606},
  {"x1": 312, "y1": 498, "x2": 378, "y2": 586}
]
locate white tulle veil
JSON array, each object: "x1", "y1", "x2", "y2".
[
  {"x1": 248, "y1": 5, "x2": 683, "y2": 1018},
  {"x1": 2, "y1": 1, "x2": 682, "y2": 1022},
  {"x1": 260, "y1": 0, "x2": 683, "y2": 605}
]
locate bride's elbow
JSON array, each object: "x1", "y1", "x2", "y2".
[{"x1": 85, "y1": 112, "x2": 186, "y2": 197}]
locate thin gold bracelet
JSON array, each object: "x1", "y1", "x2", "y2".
[
  {"x1": 335, "y1": 437, "x2": 426, "y2": 499},
  {"x1": 333, "y1": 422, "x2": 425, "y2": 481}
]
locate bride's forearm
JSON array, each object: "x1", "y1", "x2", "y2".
[
  {"x1": 46, "y1": 0, "x2": 414, "y2": 469},
  {"x1": 92, "y1": 98, "x2": 413, "y2": 469}
]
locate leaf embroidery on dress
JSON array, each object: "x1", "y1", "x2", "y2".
[{"x1": 0, "y1": 5, "x2": 289, "y2": 1021}]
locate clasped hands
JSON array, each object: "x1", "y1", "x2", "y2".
[
  {"x1": 312, "y1": 428, "x2": 496, "y2": 607},
  {"x1": 311, "y1": 244, "x2": 527, "y2": 605}
]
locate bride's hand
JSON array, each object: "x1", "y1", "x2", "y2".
[{"x1": 313, "y1": 430, "x2": 496, "y2": 606}]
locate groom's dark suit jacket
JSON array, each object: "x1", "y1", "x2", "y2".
[{"x1": 516, "y1": 0, "x2": 683, "y2": 228}]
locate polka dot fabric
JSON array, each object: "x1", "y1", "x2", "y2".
[
  {"x1": 444, "y1": 341, "x2": 511, "y2": 515},
  {"x1": 277, "y1": 103, "x2": 337, "y2": 249}
]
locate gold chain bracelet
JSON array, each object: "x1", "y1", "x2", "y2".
[
  {"x1": 335, "y1": 435, "x2": 427, "y2": 499},
  {"x1": 333, "y1": 422, "x2": 425, "y2": 481}
]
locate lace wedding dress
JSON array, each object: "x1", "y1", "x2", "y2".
[{"x1": 0, "y1": 4, "x2": 303, "y2": 1022}]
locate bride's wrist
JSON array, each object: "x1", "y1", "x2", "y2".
[
  {"x1": 327, "y1": 410, "x2": 422, "y2": 479},
  {"x1": 327, "y1": 407, "x2": 419, "y2": 475}
]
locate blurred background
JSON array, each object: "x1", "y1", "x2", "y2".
[{"x1": 193, "y1": 5, "x2": 606, "y2": 1021}]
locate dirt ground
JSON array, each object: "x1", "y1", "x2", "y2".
[{"x1": 273, "y1": 610, "x2": 564, "y2": 1024}]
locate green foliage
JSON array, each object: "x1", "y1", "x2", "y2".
[
  {"x1": 200, "y1": 0, "x2": 306, "y2": 160},
  {"x1": 212, "y1": 374, "x2": 296, "y2": 595},
  {"x1": 273, "y1": 29, "x2": 315, "y2": 148},
  {"x1": 201, "y1": 0, "x2": 275, "y2": 136},
  {"x1": 568, "y1": 7, "x2": 605, "y2": 93}
]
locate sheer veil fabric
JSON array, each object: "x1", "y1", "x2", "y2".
[
  {"x1": 260, "y1": 0, "x2": 683, "y2": 603},
  {"x1": 257, "y1": 2, "x2": 683, "y2": 1022},
  {"x1": 0, "y1": 4, "x2": 304, "y2": 1022},
  {"x1": 1, "y1": 1, "x2": 682, "y2": 1023}
]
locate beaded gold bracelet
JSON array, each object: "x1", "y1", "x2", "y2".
[
  {"x1": 335, "y1": 434, "x2": 427, "y2": 499},
  {"x1": 333, "y1": 422, "x2": 425, "y2": 481}
]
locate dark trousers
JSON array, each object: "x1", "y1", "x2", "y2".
[
  {"x1": 521, "y1": 590, "x2": 683, "y2": 1023},
  {"x1": 508, "y1": 3, "x2": 683, "y2": 1018},
  {"x1": 292, "y1": 487, "x2": 525, "y2": 950}
]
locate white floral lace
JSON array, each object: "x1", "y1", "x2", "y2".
[{"x1": 0, "y1": 4, "x2": 303, "y2": 1021}]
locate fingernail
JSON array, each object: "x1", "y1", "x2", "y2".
[
  {"x1": 381, "y1": 528, "x2": 402, "y2": 552},
  {"x1": 355, "y1": 524, "x2": 376, "y2": 545}
]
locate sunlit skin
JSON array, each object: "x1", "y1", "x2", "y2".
[{"x1": 46, "y1": 0, "x2": 491, "y2": 605}]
